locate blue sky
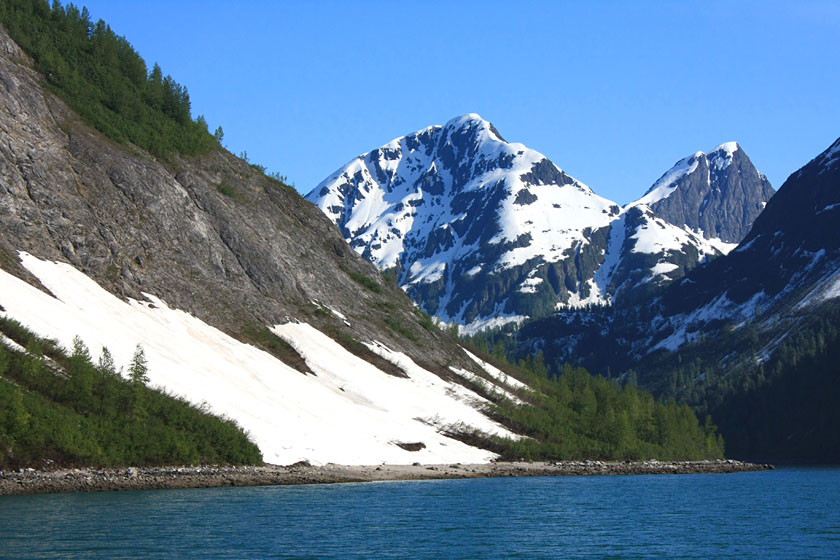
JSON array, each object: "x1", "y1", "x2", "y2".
[{"x1": 77, "y1": 0, "x2": 839, "y2": 204}]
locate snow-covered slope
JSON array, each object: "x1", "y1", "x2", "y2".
[
  {"x1": 590, "y1": 205, "x2": 727, "y2": 305},
  {"x1": 308, "y1": 114, "x2": 620, "y2": 331},
  {"x1": 0, "y1": 253, "x2": 523, "y2": 466}
]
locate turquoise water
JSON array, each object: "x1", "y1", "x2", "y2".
[{"x1": 1, "y1": 467, "x2": 838, "y2": 559}]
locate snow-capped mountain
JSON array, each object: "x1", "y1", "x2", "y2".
[
  {"x1": 308, "y1": 116, "x2": 772, "y2": 331},
  {"x1": 517, "y1": 134, "x2": 840, "y2": 377},
  {"x1": 631, "y1": 142, "x2": 775, "y2": 245},
  {"x1": 308, "y1": 114, "x2": 620, "y2": 331},
  {"x1": 659, "y1": 135, "x2": 840, "y2": 330}
]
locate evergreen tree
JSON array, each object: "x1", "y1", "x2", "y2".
[
  {"x1": 128, "y1": 343, "x2": 149, "y2": 417},
  {"x1": 129, "y1": 344, "x2": 149, "y2": 386}
]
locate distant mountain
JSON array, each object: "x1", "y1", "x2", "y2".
[
  {"x1": 520, "y1": 136, "x2": 839, "y2": 371},
  {"x1": 308, "y1": 114, "x2": 620, "y2": 331},
  {"x1": 657, "y1": 136, "x2": 840, "y2": 339},
  {"x1": 632, "y1": 142, "x2": 774, "y2": 245},
  {"x1": 508, "y1": 135, "x2": 840, "y2": 461},
  {"x1": 309, "y1": 116, "x2": 773, "y2": 331}
]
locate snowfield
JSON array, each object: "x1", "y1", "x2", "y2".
[{"x1": 0, "y1": 252, "x2": 523, "y2": 466}]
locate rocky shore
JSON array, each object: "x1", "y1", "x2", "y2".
[{"x1": 0, "y1": 459, "x2": 773, "y2": 496}]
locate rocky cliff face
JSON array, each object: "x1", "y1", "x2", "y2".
[
  {"x1": 0, "y1": 24, "x2": 472, "y2": 375},
  {"x1": 634, "y1": 143, "x2": 774, "y2": 244}
]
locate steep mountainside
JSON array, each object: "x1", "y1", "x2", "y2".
[
  {"x1": 0, "y1": 23, "x2": 459, "y2": 368},
  {"x1": 310, "y1": 117, "x2": 773, "y2": 331},
  {"x1": 655, "y1": 136, "x2": 840, "y2": 347},
  {"x1": 632, "y1": 143, "x2": 774, "y2": 245},
  {"x1": 0, "y1": 24, "x2": 527, "y2": 465},
  {"x1": 512, "y1": 137, "x2": 840, "y2": 387}
]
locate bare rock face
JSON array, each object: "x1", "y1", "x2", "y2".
[
  {"x1": 0, "y1": 24, "x2": 467, "y2": 373},
  {"x1": 640, "y1": 143, "x2": 775, "y2": 243}
]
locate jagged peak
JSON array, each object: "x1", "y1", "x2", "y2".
[
  {"x1": 632, "y1": 142, "x2": 748, "y2": 208},
  {"x1": 632, "y1": 152, "x2": 703, "y2": 207}
]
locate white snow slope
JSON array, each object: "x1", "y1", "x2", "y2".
[{"x1": 0, "y1": 252, "x2": 523, "y2": 466}]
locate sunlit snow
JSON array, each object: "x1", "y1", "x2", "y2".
[{"x1": 0, "y1": 253, "x2": 522, "y2": 466}]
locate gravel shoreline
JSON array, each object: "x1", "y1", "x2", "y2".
[{"x1": 0, "y1": 460, "x2": 773, "y2": 496}]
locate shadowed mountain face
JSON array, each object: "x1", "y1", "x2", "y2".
[
  {"x1": 636, "y1": 143, "x2": 774, "y2": 244},
  {"x1": 515, "y1": 134, "x2": 840, "y2": 381},
  {"x1": 309, "y1": 117, "x2": 774, "y2": 332}
]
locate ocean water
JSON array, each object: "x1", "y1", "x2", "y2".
[{"x1": 1, "y1": 467, "x2": 838, "y2": 559}]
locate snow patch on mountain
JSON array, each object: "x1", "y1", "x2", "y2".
[
  {"x1": 635, "y1": 152, "x2": 702, "y2": 207},
  {"x1": 459, "y1": 313, "x2": 528, "y2": 336},
  {"x1": 651, "y1": 290, "x2": 767, "y2": 352},
  {"x1": 463, "y1": 348, "x2": 530, "y2": 391},
  {"x1": 710, "y1": 142, "x2": 737, "y2": 167},
  {"x1": 630, "y1": 209, "x2": 720, "y2": 261},
  {"x1": 0, "y1": 252, "x2": 521, "y2": 466},
  {"x1": 590, "y1": 214, "x2": 627, "y2": 302},
  {"x1": 815, "y1": 138, "x2": 840, "y2": 173}
]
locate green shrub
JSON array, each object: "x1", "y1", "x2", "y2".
[
  {"x1": 339, "y1": 265, "x2": 382, "y2": 294},
  {"x1": 217, "y1": 181, "x2": 236, "y2": 198}
]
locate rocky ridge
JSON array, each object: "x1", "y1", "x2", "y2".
[
  {"x1": 308, "y1": 116, "x2": 774, "y2": 331},
  {"x1": 633, "y1": 142, "x2": 774, "y2": 244}
]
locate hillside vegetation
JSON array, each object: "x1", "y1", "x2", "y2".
[
  {"x1": 0, "y1": 0, "x2": 215, "y2": 158},
  {"x1": 0, "y1": 318, "x2": 262, "y2": 469},
  {"x1": 462, "y1": 344, "x2": 724, "y2": 461},
  {"x1": 696, "y1": 302, "x2": 840, "y2": 462}
]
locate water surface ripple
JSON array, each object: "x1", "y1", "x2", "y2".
[{"x1": 1, "y1": 467, "x2": 837, "y2": 559}]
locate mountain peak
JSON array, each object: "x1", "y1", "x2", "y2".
[
  {"x1": 444, "y1": 113, "x2": 485, "y2": 128},
  {"x1": 441, "y1": 113, "x2": 506, "y2": 144},
  {"x1": 307, "y1": 115, "x2": 617, "y2": 330},
  {"x1": 630, "y1": 142, "x2": 774, "y2": 244}
]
